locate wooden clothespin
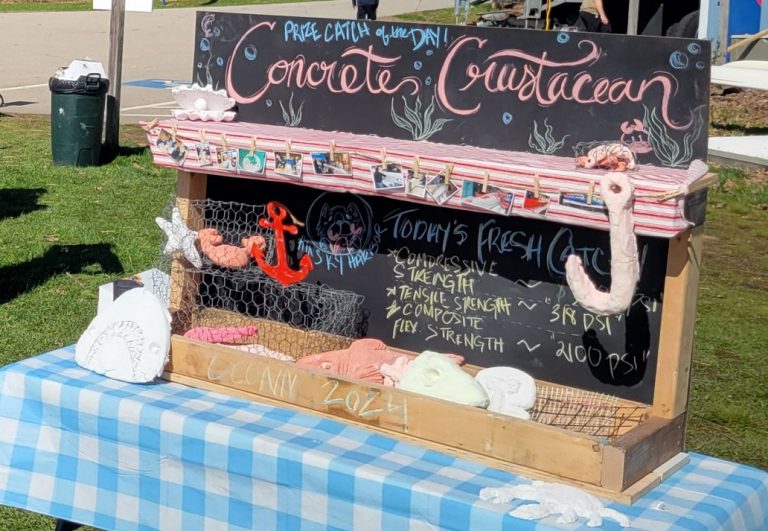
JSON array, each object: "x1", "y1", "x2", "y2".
[
  {"x1": 655, "y1": 188, "x2": 684, "y2": 202},
  {"x1": 533, "y1": 174, "x2": 540, "y2": 199},
  {"x1": 482, "y1": 171, "x2": 490, "y2": 193},
  {"x1": 144, "y1": 118, "x2": 159, "y2": 133},
  {"x1": 444, "y1": 164, "x2": 453, "y2": 184},
  {"x1": 221, "y1": 133, "x2": 228, "y2": 151},
  {"x1": 250, "y1": 136, "x2": 257, "y2": 155},
  {"x1": 587, "y1": 181, "x2": 596, "y2": 203},
  {"x1": 329, "y1": 140, "x2": 336, "y2": 159},
  {"x1": 200, "y1": 129, "x2": 206, "y2": 144},
  {"x1": 171, "y1": 124, "x2": 178, "y2": 139},
  {"x1": 414, "y1": 156, "x2": 420, "y2": 176},
  {"x1": 380, "y1": 147, "x2": 387, "y2": 165}
]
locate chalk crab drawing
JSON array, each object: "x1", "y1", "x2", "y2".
[
  {"x1": 620, "y1": 119, "x2": 652, "y2": 154},
  {"x1": 300, "y1": 193, "x2": 382, "y2": 274},
  {"x1": 480, "y1": 481, "x2": 631, "y2": 527}
]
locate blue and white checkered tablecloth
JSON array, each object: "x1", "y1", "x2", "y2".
[{"x1": 0, "y1": 346, "x2": 766, "y2": 531}]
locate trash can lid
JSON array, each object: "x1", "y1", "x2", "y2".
[{"x1": 49, "y1": 74, "x2": 110, "y2": 95}]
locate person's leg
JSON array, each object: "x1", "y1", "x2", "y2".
[
  {"x1": 368, "y1": 3, "x2": 378, "y2": 20},
  {"x1": 577, "y1": 12, "x2": 601, "y2": 32},
  {"x1": 356, "y1": 5, "x2": 366, "y2": 19}
]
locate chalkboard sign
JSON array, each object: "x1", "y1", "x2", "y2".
[
  {"x1": 194, "y1": 12, "x2": 710, "y2": 168},
  {"x1": 208, "y1": 176, "x2": 668, "y2": 404}
]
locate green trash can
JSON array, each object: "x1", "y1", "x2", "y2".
[{"x1": 49, "y1": 73, "x2": 110, "y2": 167}]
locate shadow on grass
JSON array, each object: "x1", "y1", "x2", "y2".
[
  {"x1": 0, "y1": 188, "x2": 47, "y2": 222},
  {"x1": 710, "y1": 124, "x2": 768, "y2": 136},
  {"x1": 100, "y1": 144, "x2": 148, "y2": 164},
  {"x1": 0, "y1": 243, "x2": 123, "y2": 304}
]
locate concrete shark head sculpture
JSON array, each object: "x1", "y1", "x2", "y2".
[
  {"x1": 399, "y1": 351, "x2": 490, "y2": 408},
  {"x1": 76, "y1": 288, "x2": 172, "y2": 383}
]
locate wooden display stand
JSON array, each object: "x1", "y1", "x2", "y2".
[
  {"x1": 157, "y1": 169, "x2": 707, "y2": 503},
  {"x1": 149, "y1": 12, "x2": 715, "y2": 504}
]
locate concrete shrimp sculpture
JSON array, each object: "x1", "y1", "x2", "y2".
[
  {"x1": 198, "y1": 228, "x2": 266, "y2": 269},
  {"x1": 565, "y1": 172, "x2": 639, "y2": 316},
  {"x1": 576, "y1": 143, "x2": 637, "y2": 172},
  {"x1": 480, "y1": 481, "x2": 631, "y2": 527}
]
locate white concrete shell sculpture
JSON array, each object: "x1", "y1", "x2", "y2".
[
  {"x1": 172, "y1": 83, "x2": 236, "y2": 122},
  {"x1": 76, "y1": 288, "x2": 172, "y2": 383}
]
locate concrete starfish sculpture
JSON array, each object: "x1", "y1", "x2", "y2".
[{"x1": 155, "y1": 207, "x2": 202, "y2": 268}]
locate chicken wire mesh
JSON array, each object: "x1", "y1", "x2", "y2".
[{"x1": 153, "y1": 198, "x2": 365, "y2": 360}]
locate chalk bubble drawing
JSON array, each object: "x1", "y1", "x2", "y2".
[
  {"x1": 244, "y1": 44, "x2": 258, "y2": 61},
  {"x1": 556, "y1": 32, "x2": 570, "y2": 44},
  {"x1": 669, "y1": 51, "x2": 689, "y2": 70},
  {"x1": 528, "y1": 119, "x2": 569, "y2": 154},
  {"x1": 687, "y1": 42, "x2": 701, "y2": 55},
  {"x1": 280, "y1": 92, "x2": 304, "y2": 127},
  {"x1": 502, "y1": 112, "x2": 513, "y2": 125},
  {"x1": 390, "y1": 93, "x2": 452, "y2": 141}
]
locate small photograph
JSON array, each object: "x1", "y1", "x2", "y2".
[
  {"x1": 216, "y1": 148, "x2": 239, "y2": 171},
  {"x1": 155, "y1": 129, "x2": 187, "y2": 165},
  {"x1": 311, "y1": 151, "x2": 352, "y2": 176},
  {"x1": 238, "y1": 148, "x2": 267, "y2": 175},
  {"x1": 196, "y1": 142, "x2": 214, "y2": 167},
  {"x1": 461, "y1": 181, "x2": 515, "y2": 215},
  {"x1": 155, "y1": 129, "x2": 174, "y2": 151},
  {"x1": 371, "y1": 163, "x2": 406, "y2": 193},
  {"x1": 558, "y1": 191, "x2": 607, "y2": 214},
  {"x1": 274, "y1": 151, "x2": 304, "y2": 178},
  {"x1": 522, "y1": 190, "x2": 551, "y2": 216},
  {"x1": 426, "y1": 172, "x2": 459, "y2": 205},
  {"x1": 404, "y1": 168, "x2": 428, "y2": 198},
  {"x1": 168, "y1": 138, "x2": 188, "y2": 165}
]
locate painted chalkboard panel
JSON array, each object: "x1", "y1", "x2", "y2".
[
  {"x1": 194, "y1": 12, "x2": 710, "y2": 168},
  {"x1": 207, "y1": 176, "x2": 667, "y2": 404}
]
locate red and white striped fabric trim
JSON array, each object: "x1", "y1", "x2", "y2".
[{"x1": 144, "y1": 119, "x2": 712, "y2": 239}]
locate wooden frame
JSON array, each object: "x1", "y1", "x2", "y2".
[{"x1": 159, "y1": 169, "x2": 707, "y2": 503}]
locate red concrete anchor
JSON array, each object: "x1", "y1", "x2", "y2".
[{"x1": 252, "y1": 201, "x2": 313, "y2": 286}]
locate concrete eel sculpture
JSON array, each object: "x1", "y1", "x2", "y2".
[{"x1": 565, "y1": 172, "x2": 639, "y2": 316}]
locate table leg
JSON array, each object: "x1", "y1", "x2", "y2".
[{"x1": 54, "y1": 519, "x2": 82, "y2": 531}]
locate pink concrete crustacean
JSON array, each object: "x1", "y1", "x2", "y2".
[
  {"x1": 575, "y1": 143, "x2": 637, "y2": 172},
  {"x1": 297, "y1": 338, "x2": 464, "y2": 384},
  {"x1": 183, "y1": 325, "x2": 258, "y2": 344},
  {"x1": 198, "y1": 227, "x2": 266, "y2": 269}
]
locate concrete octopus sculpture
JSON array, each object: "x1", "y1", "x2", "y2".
[{"x1": 480, "y1": 481, "x2": 631, "y2": 528}]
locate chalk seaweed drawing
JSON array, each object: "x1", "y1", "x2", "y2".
[
  {"x1": 390, "y1": 94, "x2": 452, "y2": 141},
  {"x1": 643, "y1": 104, "x2": 705, "y2": 167},
  {"x1": 197, "y1": 13, "x2": 218, "y2": 88},
  {"x1": 528, "y1": 119, "x2": 569, "y2": 155},
  {"x1": 280, "y1": 92, "x2": 305, "y2": 127}
]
